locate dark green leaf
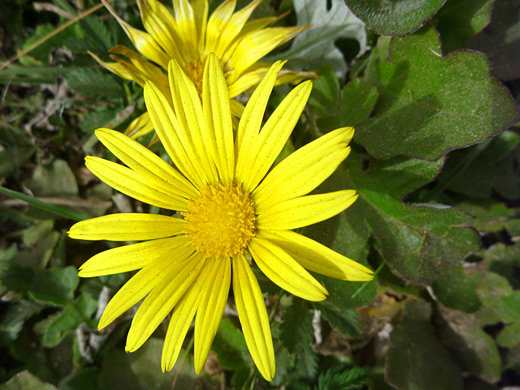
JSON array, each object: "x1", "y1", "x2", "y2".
[
  {"x1": 345, "y1": 0, "x2": 446, "y2": 36},
  {"x1": 318, "y1": 366, "x2": 368, "y2": 390},
  {"x1": 30, "y1": 266, "x2": 79, "y2": 306},
  {"x1": 0, "y1": 145, "x2": 35, "y2": 178},
  {"x1": 309, "y1": 65, "x2": 340, "y2": 118},
  {"x1": 68, "y1": 68, "x2": 124, "y2": 100},
  {"x1": 476, "y1": 272, "x2": 520, "y2": 325},
  {"x1": 437, "y1": 306, "x2": 501, "y2": 382},
  {"x1": 434, "y1": 0, "x2": 494, "y2": 53},
  {"x1": 212, "y1": 319, "x2": 249, "y2": 370},
  {"x1": 497, "y1": 322, "x2": 520, "y2": 348},
  {"x1": 455, "y1": 200, "x2": 516, "y2": 233},
  {"x1": 0, "y1": 300, "x2": 42, "y2": 345},
  {"x1": 59, "y1": 367, "x2": 101, "y2": 390},
  {"x1": 466, "y1": 0, "x2": 520, "y2": 81},
  {"x1": 358, "y1": 25, "x2": 519, "y2": 160},
  {"x1": 432, "y1": 264, "x2": 481, "y2": 313},
  {"x1": 314, "y1": 302, "x2": 361, "y2": 337},
  {"x1": 386, "y1": 299, "x2": 463, "y2": 390}
]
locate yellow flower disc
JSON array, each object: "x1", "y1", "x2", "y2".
[{"x1": 183, "y1": 183, "x2": 256, "y2": 258}]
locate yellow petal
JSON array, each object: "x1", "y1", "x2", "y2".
[
  {"x1": 233, "y1": 254, "x2": 275, "y2": 381},
  {"x1": 235, "y1": 60, "x2": 284, "y2": 176},
  {"x1": 78, "y1": 235, "x2": 190, "y2": 278},
  {"x1": 228, "y1": 26, "x2": 308, "y2": 82},
  {"x1": 258, "y1": 230, "x2": 374, "y2": 281},
  {"x1": 191, "y1": 0, "x2": 208, "y2": 53},
  {"x1": 101, "y1": 0, "x2": 169, "y2": 68},
  {"x1": 88, "y1": 50, "x2": 133, "y2": 80},
  {"x1": 256, "y1": 190, "x2": 358, "y2": 230},
  {"x1": 248, "y1": 238, "x2": 327, "y2": 302},
  {"x1": 125, "y1": 252, "x2": 206, "y2": 352},
  {"x1": 240, "y1": 81, "x2": 312, "y2": 192},
  {"x1": 161, "y1": 261, "x2": 212, "y2": 372},
  {"x1": 96, "y1": 128, "x2": 198, "y2": 200},
  {"x1": 194, "y1": 257, "x2": 231, "y2": 373},
  {"x1": 205, "y1": 0, "x2": 236, "y2": 54},
  {"x1": 227, "y1": 72, "x2": 264, "y2": 98},
  {"x1": 172, "y1": 0, "x2": 198, "y2": 57},
  {"x1": 253, "y1": 127, "x2": 354, "y2": 208},
  {"x1": 85, "y1": 156, "x2": 188, "y2": 211},
  {"x1": 68, "y1": 213, "x2": 185, "y2": 242},
  {"x1": 168, "y1": 60, "x2": 218, "y2": 183},
  {"x1": 98, "y1": 239, "x2": 193, "y2": 329},
  {"x1": 202, "y1": 54, "x2": 234, "y2": 183},
  {"x1": 125, "y1": 112, "x2": 154, "y2": 139},
  {"x1": 144, "y1": 81, "x2": 207, "y2": 188},
  {"x1": 137, "y1": 0, "x2": 184, "y2": 61},
  {"x1": 215, "y1": 0, "x2": 262, "y2": 58}
]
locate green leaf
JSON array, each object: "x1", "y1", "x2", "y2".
[
  {"x1": 271, "y1": 0, "x2": 367, "y2": 77},
  {"x1": 386, "y1": 299, "x2": 463, "y2": 390},
  {"x1": 0, "y1": 145, "x2": 35, "y2": 178},
  {"x1": 437, "y1": 306, "x2": 501, "y2": 382},
  {"x1": 434, "y1": 0, "x2": 494, "y2": 53},
  {"x1": 25, "y1": 159, "x2": 78, "y2": 197},
  {"x1": 466, "y1": 0, "x2": 520, "y2": 81},
  {"x1": 314, "y1": 302, "x2": 361, "y2": 338},
  {"x1": 20, "y1": 24, "x2": 77, "y2": 65},
  {"x1": 0, "y1": 371, "x2": 57, "y2": 390},
  {"x1": 212, "y1": 319, "x2": 249, "y2": 370},
  {"x1": 68, "y1": 68, "x2": 124, "y2": 100},
  {"x1": 318, "y1": 366, "x2": 368, "y2": 390},
  {"x1": 358, "y1": 25, "x2": 519, "y2": 160},
  {"x1": 485, "y1": 242, "x2": 520, "y2": 289},
  {"x1": 309, "y1": 65, "x2": 340, "y2": 118},
  {"x1": 30, "y1": 266, "x2": 80, "y2": 306},
  {"x1": 59, "y1": 367, "x2": 101, "y2": 390},
  {"x1": 476, "y1": 272, "x2": 520, "y2": 325},
  {"x1": 345, "y1": 0, "x2": 446, "y2": 36},
  {"x1": 0, "y1": 300, "x2": 42, "y2": 345},
  {"x1": 455, "y1": 200, "x2": 516, "y2": 233},
  {"x1": 316, "y1": 78, "x2": 379, "y2": 132},
  {"x1": 440, "y1": 131, "x2": 520, "y2": 200},
  {"x1": 432, "y1": 264, "x2": 481, "y2": 313},
  {"x1": 497, "y1": 322, "x2": 520, "y2": 348}
]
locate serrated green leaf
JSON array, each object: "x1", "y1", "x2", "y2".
[
  {"x1": 476, "y1": 272, "x2": 520, "y2": 325},
  {"x1": 68, "y1": 68, "x2": 124, "y2": 100},
  {"x1": 386, "y1": 299, "x2": 463, "y2": 390},
  {"x1": 314, "y1": 303, "x2": 361, "y2": 338},
  {"x1": 358, "y1": 25, "x2": 519, "y2": 160},
  {"x1": 434, "y1": 0, "x2": 494, "y2": 53},
  {"x1": 432, "y1": 264, "x2": 481, "y2": 313},
  {"x1": 455, "y1": 200, "x2": 516, "y2": 233},
  {"x1": 270, "y1": 0, "x2": 367, "y2": 77},
  {"x1": 466, "y1": 0, "x2": 520, "y2": 81},
  {"x1": 318, "y1": 366, "x2": 368, "y2": 390},
  {"x1": 437, "y1": 306, "x2": 501, "y2": 382},
  {"x1": 345, "y1": 0, "x2": 446, "y2": 36},
  {"x1": 0, "y1": 370, "x2": 57, "y2": 390}
]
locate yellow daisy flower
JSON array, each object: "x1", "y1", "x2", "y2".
[
  {"x1": 91, "y1": 0, "x2": 313, "y2": 139},
  {"x1": 69, "y1": 54, "x2": 373, "y2": 381}
]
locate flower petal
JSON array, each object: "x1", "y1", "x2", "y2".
[
  {"x1": 249, "y1": 237, "x2": 327, "y2": 301},
  {"x1": 191, "y1": 0, "x2": 208, "y2": 53},
  {"x1": 233, "y1": 254, "x2": 275, "y2": 381},
  {"x1": 168, "y1": 60, "x2": 218, "y2": 183},
  {"x1": 85, "y1": 156, "x2": 188, "y2": 211},
  {"x1": 228, "y1": 26, "x2": 308, "y2": 82},
  {"x1": 194, "y1": 257, "x2": 231, "y2": 373},
  {"x1": 69, "y1": 213, "x2": 185, "y2": 242},
  {"x1": 144, "y1": 81, "x2": 207, "y2": 188},
  {"x1": 88, "y1": 50, "x2": 133, "y2": 80},
  {"x1": 257, "y1": 190, "x2": 358, "y2": 230},
  {"x1": 126, "y1": 252, "x2": 206, "y2": 352},
  {"x1": 172, "y1": 0, "x2": 198, "y2": 57},
  {"x1": 258, "y1": 230, "x2": 373, "y2": 281},
  {"x1": 253, "y1": 127, "x2": 354, "y2": 208},
  {"x1": 101, "y1": 0, "x2": 169, "y2": 68},
  {"x1": 98, "y1": 239, "x2": 193, "y2": 329},
  {"x1": 161, "y1": 260, "x2": 212, "y2": 372},
  {"x1": 78, "y1": 236, "x2": 190, "y2": 278},
  {"x1": 202, "y1": 54, "x2": 234, "y2": 183},
  {"x1": 96, "y1": 128, "x2": 198, "y2": 199},
  {"x1": 235, "y1": 61, "x2": 284, "y2": 182},
  {"x1": 240, "y1": 80, "x2": 312, "y2": 192},
  {"x1": 205, "y1": 0, "x2": 236, "y2": 54},
  {"x1": 125, "y1": 112, "x2": 154, "y2": 139}
]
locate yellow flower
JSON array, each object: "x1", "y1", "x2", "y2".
[
  {"x1": 91, "y1": 0, "x2": 313, "y2": 139},
  {"x1": 68, "y1": 54, "x2": 373, "y2": 381}
]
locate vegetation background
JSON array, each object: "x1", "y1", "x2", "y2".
[{"x1": 1, "y1": 0, "x2": 520, "y2": 389}]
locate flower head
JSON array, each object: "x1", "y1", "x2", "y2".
[
  {"x1": 69, "y1": 54, "x2": 373, "y2": 380},
  {"x1": 91, "y1": 0, "x2": 313, "y2": 138}
]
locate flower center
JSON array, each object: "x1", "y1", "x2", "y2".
[{"x1": 183, "y1": 183, "x2": 256, "y2": 258}]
